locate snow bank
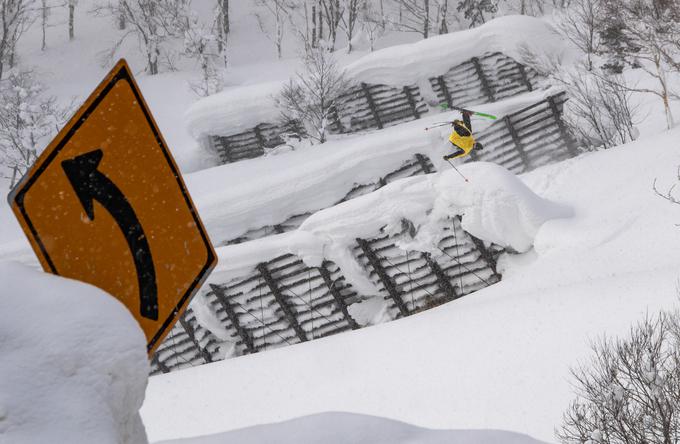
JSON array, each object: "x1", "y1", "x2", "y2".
[
  {"x1": 157, "y1": 412, "x2": 547, "y2": 444},
  {"x1": 0, "y1": 261, "x2": 149, "y2": 444},
  {"x1": 345, "y1": 15, "x2": 565, "y2": 87},
  {"x1": 185, "y1": 81, "x2": 284, "y2": 140},
  {"x1": 205, "y1": 162, "x2": 570, "y2": 295}
]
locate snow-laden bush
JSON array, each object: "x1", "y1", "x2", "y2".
[
  {"x1": 558, "y1": 310, "x2": 680, "y2": 443},
  {"x1": 276, "y1": 47, "x2": 350, "y2": 144},
  {"x1": 0, "y1": 70, "x2": 71, "y2": 186}
]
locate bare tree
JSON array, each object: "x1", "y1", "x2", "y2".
[
  {"x1": 520, "y1": 48, "x2": 639, "y2": 150},
  {"x1": 554, "y1": 0, "x2": 602, "y2": 71},
  {"x1": 319, "y1": 0, "x2": 342, "y2": 49},
  {"x1": 598, "y1": 0, "x2": 679, "y2": 129},
  {"x1": 457, "y1": 0, "x2": 497, "y2": 27},
  {"x1": 215, "y1": 0, "x2": 229, "y2": 66},
  {"x1": 558, "y1": 311, "x2": 680, "y2": 443},
  {"x1": 339, "y1": 0, "x2": 363, "y2": 53},
  {"x1": 276, "y1": 47, "x2": 351, "y2": 143},
  {"x1": 0, "y1": 0, "x2": 32, "y2": 80},
  {"x1": 0, "y1": 71, "x2": 71, "y2": 186},
  {"x1": 393, "y1": 0, "x2": 431, "y2": 38},
  {"x1": 92, "y1": 0, "x2": 189, "y2": 75},
  {"x1": 68, "y1": 0, "x2": 77, "y2": 40},
  {"x1": 358, "y1": 0, "x2": 386, "y2": 50},
  {"x1": 255, "y1": 0, "x2": 293, "y2": 59},
  {"x1": 562, "y1": 69, "x2": 640, "y2": 149},
  {"x1": 183, "y1": 12, "x2": 222, "y2": 96}
]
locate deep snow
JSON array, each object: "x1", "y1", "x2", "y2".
[
  {"x1": 0, "y1": 261, "x2": 149, "y2": 444},
  {"x1": 140, "y1": 129, "x2": 680, "y2": 443}
]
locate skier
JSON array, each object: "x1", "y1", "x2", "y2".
[{"x1": 443, "y1": 111, "x2": 484, "y2": 161}]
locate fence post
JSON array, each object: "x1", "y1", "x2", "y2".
[
  {"x1": 253, "y1": 124, "x2": 267, "y2": 155},
  {"x1": 471, "y1": 57, "x2": 495, "y2": 102},
  {"x1": 517, "y1": 63, "x2": 533, "y2": 92},
  {"x1": 356, "y1": 238, "x2": 409, "y2": 317},
  {"x1": 414, "y1": 153, "x2": 434, "y2": 174},
  {"x1": 318, "y1": 262, "x2": 360, "y2": 330},
  {"x1": 462, "y1": 223, "x2": 501, "y2": 280},
  {"x1": 209, "y1": 284, "x2": 256, "y2": 354},
  {"x1": 504, "y1": 115, "x2": 531, "y2": 171},
  {"x1": 151, "y1": 353, "x2": 171, "y2": 374},
  {"x1": 422, "y1": 252, "x2": 458, "y2": 301},
  {"x1": 437, "y1": 76, "x2": 453, "y2": 108},
  {"x1": 178, "y1": 312, "x2": 213, "y2": 364},
  {"x1": 547, "y1": 95, "x2": 578, "y2": 157},
  {"x1": 361, "y1": 82, "x2": 383, "y2": 129},
  {"x1": 257, "y1": 262, "x2": 308, "y2": 342},
  {"x1": 403, "y1": 86, "x2": 421, "y2": 119}
]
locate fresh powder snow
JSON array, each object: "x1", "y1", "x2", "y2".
[{"x1": 0, "y1": 261, "x2": 149, "y2": 444}]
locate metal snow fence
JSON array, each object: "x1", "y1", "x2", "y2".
[
  {"x1": 150, "y1": 217, "x2": 503, "y2": 375},
  {"x1": 469, "y1": 92, "x2": 577, "y2": 173},
  {"x1": 207, "y1": 52, "x2": 539, "y2": 165},
  {"x1": 221, "y1": 93, "x2": 572, "y2": 246}
]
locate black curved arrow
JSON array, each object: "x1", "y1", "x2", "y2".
[{"x1": 61, "y1": 149, "x2": 158, "y2": 321}]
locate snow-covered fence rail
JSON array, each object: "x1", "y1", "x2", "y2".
[
  {"x1": 204, "y1": 52, "x2": 539, "y2": 165},
  {"x1": 150, "y1": 218, "x2": 503, "y2": 375}
]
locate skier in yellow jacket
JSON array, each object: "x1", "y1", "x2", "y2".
[{"x1": 443, "y1": 111, "x2": 484, "y2": 160}]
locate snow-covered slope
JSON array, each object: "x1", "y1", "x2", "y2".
[{"x1": 141, "y1": 129, "x2": 680, "y2": 443}]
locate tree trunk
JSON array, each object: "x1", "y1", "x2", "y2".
[
  {"x1": 312, "y1": 4, "x2": 317, "y2": 48},
  {"x1": 656, "y1": 57, "x2": 674, "y2": 129},
  {"x1": 69, "y1": 1, "x2": 75, "y2": 40},
  {"x1": 423, "y1": 0, "x2": 430, "y2": 38},
  {"x1": 318, "y1": 1, "x2": 323, "y2": 43},
  {"x1": 41, "y1": 0, "x2": 47, "y2": 51},
  {"x1": 217, "y1": 0, "x2": 229, "y2": 67},
  {"x1": 118, "y1": 0, "x2": 126, "y2": 30}
]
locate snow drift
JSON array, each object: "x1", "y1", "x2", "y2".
[
  {"x1": 344, "y1": 15, "x2": 566, "y2": 87},
  {"x1": 0, "y1": 262, "x2": 149, "y2": 444},
  {"x1": 206, "y1": 162, "x2": 571, "y2": 296},
  {"x1": 157, "y1": 412, "x2": 547, "y2": 444}
]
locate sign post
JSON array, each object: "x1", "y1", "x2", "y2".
[{"x1": 8, "y1": 59, "x2": 217, "y2": 355}]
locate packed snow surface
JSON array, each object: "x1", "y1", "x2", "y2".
[
  {"x1": 0, "y1": 262, "x2": 149, "y2": 444},
  {"x1": 157, "y1": 412, "x2": 547, "y2": 444},
  {"x1": 141, "y1": 129, "x2": 680, "y2": 443}
]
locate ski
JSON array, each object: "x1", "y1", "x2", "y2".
[{"x1": 439, "y1": 103, "x2": 498, "y2": 120}]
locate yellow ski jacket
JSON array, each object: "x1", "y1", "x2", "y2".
[{"x1": 448, "y1": 120, "x2": 475, "y2": 158}]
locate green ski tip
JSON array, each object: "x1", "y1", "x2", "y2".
[{"x1": 438, "y1": 103, "x2": 498, "y2": 120}]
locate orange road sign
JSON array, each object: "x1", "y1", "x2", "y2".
[{"x1": 8, "y1": 59, "x2": 217, "y2": 355}]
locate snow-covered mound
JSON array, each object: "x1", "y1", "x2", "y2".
[
  {"x1": 141, "y1": 129, "x2": 680, "y2": 443},
  {"x1": 157, "y1": 412, "x2": 547, "y2": 444},
  {"x1": 344, "y1": 15, "x2": 566, "y2": 86},
  {"x1": 208, "y1": 161, "x2": 571, "y2": 295},
  {"x1": 185, "y1": 81, "x2": 284, "y2": 141},
  {"x1": 0, "y1": 262, "x2": 149, "y2": 444}
]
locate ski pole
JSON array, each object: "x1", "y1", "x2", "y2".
[
  {"x1": 424, "y1": 122, "x2": 452, "y2": 131},
  {"x1": 445, "y1": 159, "x2": 469, "y2": 183}
]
